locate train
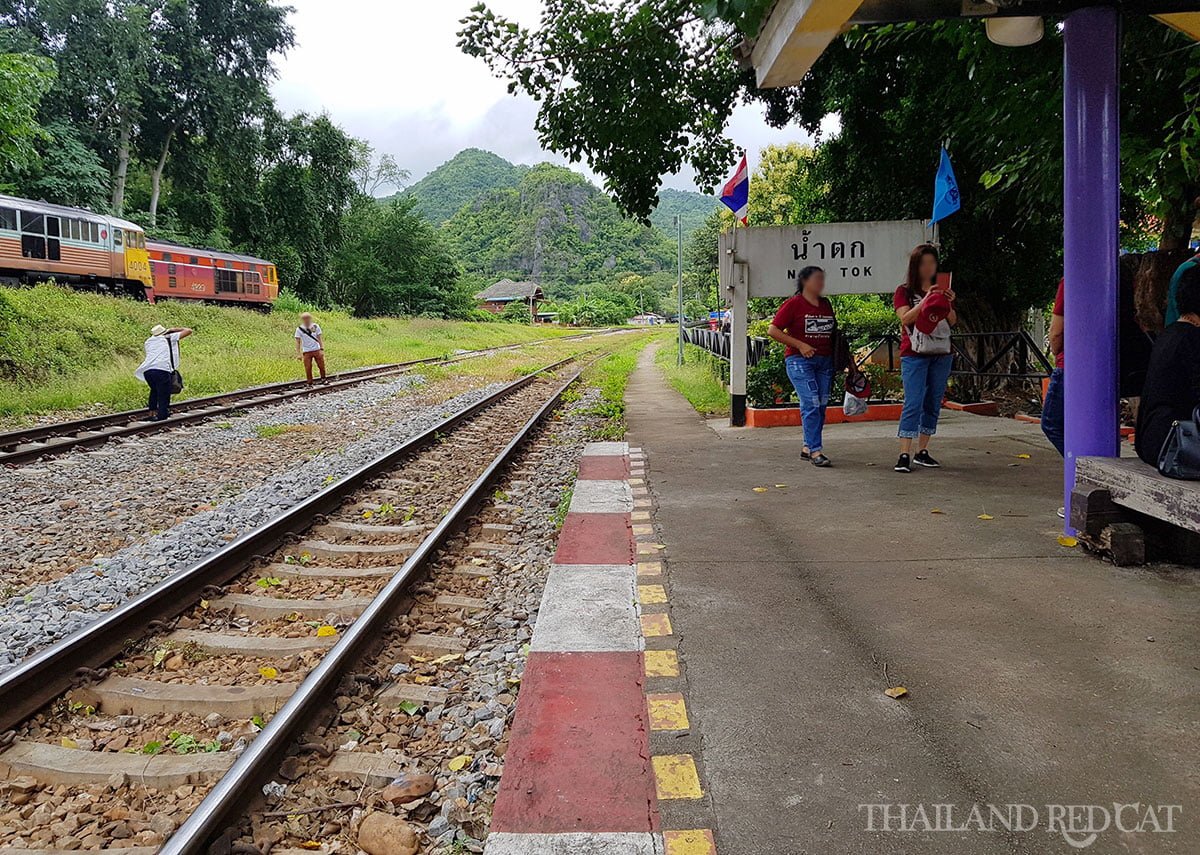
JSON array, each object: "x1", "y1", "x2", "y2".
[{"x1": 0, "y1": 193, "x2": 278, "y2": 308}]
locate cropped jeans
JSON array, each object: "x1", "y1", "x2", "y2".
[
  {"x1": 898, "y1": 354, "x2": 953, "y2": 439},
  {"x1": 785, "y1": 354, "x2": 834, "y2": 454}
]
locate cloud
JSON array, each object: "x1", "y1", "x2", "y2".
[{"x1": 269, "y1": 0, "x2": 821, "y2": 192}]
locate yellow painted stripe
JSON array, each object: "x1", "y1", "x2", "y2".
[
  {"x1": 632, "y1": 524, "x2": 654, "y2": 536},
  {"x1": 637, "y1": 561, "x2": 663, "y2": 576},
  {"x1": 647, "y1": 693, "x2": 690, "y2": 730},
  {"x1": 644, "y1": 649, "x2": 679, "y2": 678},
  {"x1": 629, "y1": 478, "x2": 646, "y2": 486},
  {"x1": 664, "y1": 829, "x2": 717, "y2": 855},
  {"x1": 637, "y1": 543, "x2": 665, "y2": 555},
  {"x1": 652, "y1": 754, "x2": 703, "y2": 800},
  {"x1": 631, "y1": 511, "x2": 652, "y2": 522},
  {"x1": 638, "y1": 584, "x2": 668, "y2": 605},
  {"x1": 640, "y1": 613, "x2": 672, "y2": 637}
]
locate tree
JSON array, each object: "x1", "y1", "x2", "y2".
[
  {"x1": 328, "y1": 197, "x2": 462, "y2": 317},
  {"x1": 15, "y1": 119, "x2": 109, "y2": 207},
  {"x1": 139, "y1": 0, "x2": 293, "y2": 224},
  {"x1": 0, "y1": 50, "x2": 55, "y2": 188},
  {"x1": 352, "y1": 141, "x2": 410, "y2": 198}
]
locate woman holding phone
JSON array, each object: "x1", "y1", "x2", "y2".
[
  {"x1": 768, "y1": 265, "x2": 838, "y2": 467},
  {"x1": 893, "y1": 244, "x2": 957, "y2": 473}
]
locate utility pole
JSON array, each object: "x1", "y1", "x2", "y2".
[{"x1": 675, "y1": 215, "x2": 684, "y2": 366}]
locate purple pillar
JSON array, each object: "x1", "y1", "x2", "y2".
[{"x1": 1063, "y1": 6, "x2": 1121, "y2": 532}]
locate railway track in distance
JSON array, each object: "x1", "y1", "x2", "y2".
[
  {"x1": 0, "y1": 354, "x2": 586, "y2": 853},
  {"x1": 0, "y1": 328, "x2": 618, "y2": 466}
]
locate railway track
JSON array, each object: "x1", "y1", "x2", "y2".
[
  {"x1": 0, "y1": 355, "x2": 586, "y2": 853},
  {"x1": 0, "y1": 329, "x2": 616, "y2": 466}
]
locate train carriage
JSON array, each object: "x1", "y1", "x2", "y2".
[{"x1": 0, "y1": 194, "x2": 152, "y2": 297}]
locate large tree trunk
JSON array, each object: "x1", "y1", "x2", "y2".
[
  {"x1": 111, "y1": 118, "x2": 131, "y2": 215},
  {"x1": 1158, "y1": 187, "x2": 1198, "y2": 251},
  {"x1": 148, "y1": 119, "x2": 179, "y2": 228}
]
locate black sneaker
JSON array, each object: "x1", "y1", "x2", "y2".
[
  {"x1": 811, "y1": 453, "x2": 832, "y2": 467},
  {"x1": 894, "y1": 453, "x2": 911, "y2": 473},
  {"x1": 913, "y1": 450, "x2": 940, "y2": 468}
]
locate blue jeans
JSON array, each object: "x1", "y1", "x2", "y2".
[
  {"x1": 785, "y1": 354, "x2": 834, "y2": 453},
  {"x1": 144, "y1": 368, "x2": 173, "y2": 421},
  {"x1": 1041, "y1": 368, "x2": 1065, "y2": 456},
  {"x1": 898, "y1": 355, "x2": 953, "y2": 439}
]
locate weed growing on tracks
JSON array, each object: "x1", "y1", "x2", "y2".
[
  {"x1": 553, "y1": 477, "x2": 576, "y2": 529},
  {"x1": 254, "y1": 423, "x2": 308, "y2": 439}
]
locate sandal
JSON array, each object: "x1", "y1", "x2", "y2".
[
  {"x1": 801, "y1": 449, "x2": 812, "y2": 460},
  {"x1": 811, "y1": 453, "x2": 832, "y2": 467}
]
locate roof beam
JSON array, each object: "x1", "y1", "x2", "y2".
[{"x1": 751, "y1": 0, "x2": 866, "y2": 88}]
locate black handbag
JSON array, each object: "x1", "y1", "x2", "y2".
[
  {"x1": 1157, "y1": 407, "x2": 1200, "y2": 479},
  {"x1": 167, "y1": 334, "x2": 184, "y2": 394}
]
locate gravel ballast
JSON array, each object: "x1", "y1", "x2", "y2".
[{"x1": 0, "y1": 377, "x2": 514, "y2": 673}]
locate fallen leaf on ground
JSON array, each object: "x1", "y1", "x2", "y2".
[
  {"x1": 60, "y1": 736, "x2": 79, "y2": 749},
  {"x1": 298, "y1": 842, "x2": 323, "y2": 851},
  {"x1": 977, "y1": 514, "x2": 994, "y2": 521},
  {"x1": 931, "y1": 508, "x2": 944, "y2": 515},
  {"x1": 884, "y1": 686, "x2": 909, "y2": 699},
  {"x1": 447, "y1": 755, "x2": 472, "y2": 771},
  {"x1": 1015, "y1": 453, "x2": 1031, "y2": 460},
  {"x1": 316, "y1": 625, "x2": 337, "y2": 637},
  {"x1": 752, "y1": 487, "x2": 769, "y2": 493},
  {"x1": 775, "y1": 484, "x2": 788, "y2": 488},
  {"x1": 1057, "y1": 535, "x2": 1078, "y2": 548},
  {"x1": 259, "y1": 666, "x2": 279, "y2": 680}
]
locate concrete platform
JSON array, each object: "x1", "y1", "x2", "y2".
[{"x1": 625, "y1": 345, "x2": 1200, "y2": 854}]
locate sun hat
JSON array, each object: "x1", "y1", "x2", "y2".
[
  {"x1": 915, "y1": 292, "x2": 952, "y2": 334},
  {"x1": 150, "y1": 324, "x2": 167, "y2": 336}
]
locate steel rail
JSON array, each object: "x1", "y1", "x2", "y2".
[
  {"x1": 0, "y1": 355, "x2": 578, "y2": 732},
  {"x1": 160, "y1": 364, "x2": 582, "y2": 855},
  {"x1": 0, "y1": 328, "x2": 618, "y2": 464}
]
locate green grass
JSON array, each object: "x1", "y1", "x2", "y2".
[
  {"x1": 254, "y1": 423, "x2": 304, "y2": 439},
  {"x1": 580, "y1": 332, "x2": 657, "y2": 439},
  {"x1": 655, "y1": 343, "x2": 730, "y2": 417},
  {"x1": 0, "y1": 284, "x2": 588, "y2": 420}
]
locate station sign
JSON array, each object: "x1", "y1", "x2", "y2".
[{"x1": 719, "y1": 220, "x2": 931, "y2": 297}]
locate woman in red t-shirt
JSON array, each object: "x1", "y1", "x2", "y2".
[
  {"x1": 893, "y1": 244, "x2": 957, "y2": 473},
  {"x1": 768, "y1": 266, "x2": 838, "y2": 466}
]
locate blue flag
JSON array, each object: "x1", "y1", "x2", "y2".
[{"x1": 931, "y1": 147, "x2": 960, "y2": 225}]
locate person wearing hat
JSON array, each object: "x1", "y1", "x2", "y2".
[
  {"x1": 134, "y1": 324, "x2": 193, "y2": 421},
  {"x1": 892, "y1": 244, "x2": 957, "y2": 473}
]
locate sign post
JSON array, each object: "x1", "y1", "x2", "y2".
[{"x1": 720, "y1": 220, "x2": 928, "y2": 425}]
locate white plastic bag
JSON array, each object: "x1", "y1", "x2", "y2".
[{"x1": 843, "y1": 391, "x2": 869, "y2": 417}]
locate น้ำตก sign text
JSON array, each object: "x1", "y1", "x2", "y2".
[{"x1": 720, "y1": 221, "x2": 930, "y2": 297}]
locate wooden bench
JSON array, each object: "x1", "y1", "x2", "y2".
[{"x1": 1072, "y1": 456, "x2": 1200, "y2": 565}]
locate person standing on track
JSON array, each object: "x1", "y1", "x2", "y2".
[
  {"x1": 768, "y1": 265, "x2": 838, "y2": 467},
  {"x1": 295, "y1": 312, "x2": 327, "y2": 385},
  {"x1": 893, "y1": 244, "x2": 957, "y2": 473},
  {"x1": 134, "y1": 324, "x2": 193, "y2": 421}
]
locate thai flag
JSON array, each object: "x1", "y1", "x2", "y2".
[{"x1": 720, "y1": 154, "x2": 750, "y2": 225}]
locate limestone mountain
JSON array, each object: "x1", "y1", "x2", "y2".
[
  {"x1": 400, "y1": 148, "x2": 527, "y2": 225},
  {"x1": 440, "y1": 163, "x2": 675, "y2": 295}
]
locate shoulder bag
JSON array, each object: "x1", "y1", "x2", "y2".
[
  {"x1": 167, "y1": 335, "x2": 184, "y2": 395},
  {"x1": 1157, "y1": 407, "x2": 1200, "y2": 480}
]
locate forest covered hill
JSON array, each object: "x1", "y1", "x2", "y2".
[{"x1": 399, "y1": 149, "x2": 527, "y2": 225}]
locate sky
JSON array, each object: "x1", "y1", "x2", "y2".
[{"x1": 270, "y1": 0, "x2": 827, "y2": 195}]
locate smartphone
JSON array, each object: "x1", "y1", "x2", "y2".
[{"x1": 933, "y1": 272, "x2": 953, "y2": 291}]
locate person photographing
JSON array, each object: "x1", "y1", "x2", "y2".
[
  {"x1": 134, "y1": 324, "x2": 193, "y2": 421},
  {"x1": 893, "y1": 244, "x2": 957, "y2": 473}
]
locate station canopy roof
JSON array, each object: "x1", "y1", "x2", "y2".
[{"x1": 751, "y1": 0, "x2": 1200, "y2": 87}]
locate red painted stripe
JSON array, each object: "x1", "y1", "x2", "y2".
[
  {"x1": 554, "y1": 513, "x2": 634, "y2": 565},
  {"x1": 491, "y1": 651, "x2": 658, "y2": 833},
  {"x1": 578, "y1": 455, "x2": 630, "y2": 480}
]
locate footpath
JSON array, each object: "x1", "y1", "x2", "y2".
[{"x1": 621, "y1": 344, "x2": 1200, "y2": 854}]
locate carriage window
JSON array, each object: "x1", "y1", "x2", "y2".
[
  {"x1": 163, "y1": 252, "x2": 173, "y2": 262},
  {"x1": 68, "y1": 220, "x2": 78, "y2": 240},
  {"x1": 190, "y1": 256, "x2": 198, "y2": 265},
  {"x1": 46, "y1": 217, "x2": 59, "y2": 237},
  {"x1": 90, "y1": 222, "x2": 99, "y2": 243},
  {"x1": 168, "y1": 276, "x2": 178, "y2": 289},
  {"x1": 0, "y1": 208, "x2": 15, "y2": 230},
  {"x1": 113, "y1": 228, "x2": 123, "y2": 248},
  {"x1": 168, "y1": 263, "x2": 177, "y2": 275},
  {"x1": 19, "y1": 212, "x2": 44, "y2": 234}
]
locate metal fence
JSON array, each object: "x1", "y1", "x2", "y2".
[{"x1": 682, "y1": 328, "x2": 1053, "y2": 379}]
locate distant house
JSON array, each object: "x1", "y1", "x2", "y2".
[
  {"x1": 475, "y1": 279, "x2": 545, "y2": 317},
  {"x1": 629, "y1": 313, "x2": 666, "y2": 326}
]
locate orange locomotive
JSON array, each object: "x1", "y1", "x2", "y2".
[
  {"x1": 144, "y1": 240, "x2": 278, "y2": 308},
  {"x1": 0, "y1": 193, "x2": 278, "y2": 308}
]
